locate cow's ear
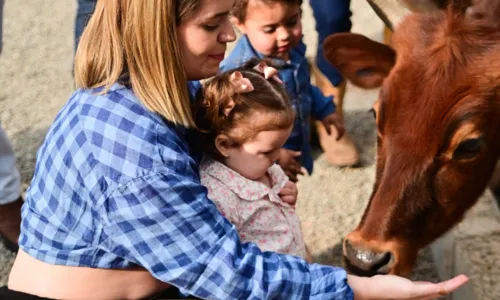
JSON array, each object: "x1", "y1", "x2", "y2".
[
  {"x1": 323, "y1": 33, "x2": 396, "y2": 89},
  {"x1": 464, "y1": 0, "x2": 500, "y2": 29}
]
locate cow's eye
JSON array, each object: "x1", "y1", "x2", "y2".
[
  {"x1": 453, "y1": 137, "x2": 484, "y2": 160},
  {"x1": 369, "y1": 108, "x2": 377, "y2": 119}
]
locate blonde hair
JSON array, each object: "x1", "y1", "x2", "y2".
[{"x1": 74, "y1": 0, "x2": 201, "y2": 127}]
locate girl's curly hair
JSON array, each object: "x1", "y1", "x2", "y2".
[{"x1": 192, "y1": 61, "x2": 295, "y2": 160}]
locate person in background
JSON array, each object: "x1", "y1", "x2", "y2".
[
  {"x1": 74, "y1": 0, "x2": 96, "y2": 52},
  {"x1": 309, "y1": 0, "x2": 360, "y2": 167},
  {"x1": 0, "y1": 0, "x2": 23, "y2": 253}
]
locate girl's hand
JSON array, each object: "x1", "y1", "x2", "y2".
[
  {"x1": 278, "y1": 181, "x2": 298, "y2": 207},
  {"x1": 321, "y1": 112, "x2": 345, "y2": 140},
  {"x1": 278, "y1": 149, "x2": 304, "y2": 182},
  {"x1": 348, "y1": 274, "x2": 469, "y2": 300}
]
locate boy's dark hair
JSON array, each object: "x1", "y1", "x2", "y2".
[
  {"x1": 232, "y1": 0, "x2": 303, "y2": 23},
  {"x1": 191, "y1": 60, "x2": 295, "y2": 160}
]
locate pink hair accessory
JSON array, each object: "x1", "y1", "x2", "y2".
[
  {"x1": 229, "y1": 71, "x2": 255, "y2": 94},
  {"x1": 223, "y1": 63, "x2": 283, "y2": 116},
  {"x1": 223, "y1": 71, "x2": 254, "y2": 116},
  {"x1": 253, "y1": 61, "x2": 283, "y2": 84}
]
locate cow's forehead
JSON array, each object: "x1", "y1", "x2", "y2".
[
  {"x1": 392, "y1": 11, "x2": 500, "y2": 82},
  {"x1": 383, "y1": 11, "x2": 500, "y2": 113}
]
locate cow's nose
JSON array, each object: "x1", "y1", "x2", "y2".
[{"x1": 343, "y1": 239, "x2": 394, "y2": 276}]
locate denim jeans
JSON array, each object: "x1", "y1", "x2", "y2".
[
  {"x1": 309, "y1": 0, "x2": 352, "y2": 86},
  {"x1": 0, "y1": 0, "x2": 4, "y2": 54},
  {"x1": 0, "y1": 125, "x2": 20, "y2": 205},
  {"x1": 75, "y1": 0, "x2": 96, "y2": 52},
  {"x1": 0, "y1": 0, "x2": 21, "y2": 204}
]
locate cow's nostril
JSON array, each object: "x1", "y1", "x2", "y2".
[{"x1": 343, "y1": 239, "x2": 394, "y2": 276}]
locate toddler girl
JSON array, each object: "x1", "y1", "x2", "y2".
[{"x1": 193, "y1": 64, "x2": 311, "y2": 261}]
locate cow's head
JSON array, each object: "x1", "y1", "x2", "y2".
[{"x1": 324, "y1": 0, "x2": 500, "y2": 276}]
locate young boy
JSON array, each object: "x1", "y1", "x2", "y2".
[{"x1": 220, "y1": 0, "x2": 345, "y2": 181}]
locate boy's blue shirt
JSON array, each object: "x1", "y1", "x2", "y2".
[{"x1": 220, "y1": 35, "x2": 335, "y2": 174}]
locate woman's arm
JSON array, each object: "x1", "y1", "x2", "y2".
[{"x1": 99, "y1": 153, "x2": 353, "y2": 300}]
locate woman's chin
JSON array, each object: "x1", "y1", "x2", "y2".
[{"x1": 185, "y1": 65, "x2": 220, "y2": 81}]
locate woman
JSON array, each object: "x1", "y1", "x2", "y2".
[{"x1": 5, "y1": 0, "x2": 467, "y2": 299}]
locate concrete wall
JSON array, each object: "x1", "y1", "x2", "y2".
[{"x1": 431, "y1": 189, "x2": 500, "y2": 300}]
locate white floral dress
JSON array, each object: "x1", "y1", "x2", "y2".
[{"x1": 200, "y1": 157, "x2": 307, "y2": 258}]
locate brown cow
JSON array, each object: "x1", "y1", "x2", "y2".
[{"x1": 323, "y1": 0, "x2": 500, "y2": 276}]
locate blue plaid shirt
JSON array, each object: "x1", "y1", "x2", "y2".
[
  {"x1": 220, "y1": 35, "x2": 335, "y2": 174},
  {"x1": 20, "y1": 83, "x2": 353, "y2": 299}
]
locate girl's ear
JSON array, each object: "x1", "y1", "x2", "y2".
[
  {"x1": 230, "y1": 16, "x2": 246, "y2": 34},
  {"x1": 215, "y1": 134, "x2": 234, "y2": 158}
]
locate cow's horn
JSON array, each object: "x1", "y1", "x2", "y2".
[{"x1": 367, "y1": 0, "x2": 443, "y2": 31}]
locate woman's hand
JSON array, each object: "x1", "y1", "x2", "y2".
[
  {"x1": 278, "y1": 181, "x2": 298, "y2": 207},
  {"x1": 278, "y1": 148, "x2": 304, "y2": 182},
  {"x1": 348, "y1": 274, "x2": 469, "y2": 300}
]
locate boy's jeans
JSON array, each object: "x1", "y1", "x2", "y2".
[
  {"x1": 0, "y1": 0, "x2": 4, "y2": 54},
  {"x1": 75, "y1": 0, "x2": 96, "y2": 51},
  {"x1": 0, "y1": 125, "x2": 20, "y2": 205},
  {"x1": 0, "y1": 0, "x2": 21, "y2": 205},
  {"x1": 310, "y1": 0, "x2": 352, "y2": 86}
]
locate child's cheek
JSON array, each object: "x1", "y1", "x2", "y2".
[{"x1": 259, "y1": 36, "x2": 276, "y2": 55}]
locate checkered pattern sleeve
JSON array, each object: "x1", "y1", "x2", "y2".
[
  {"x1": 20, "y1": 85, "x2": 353, "y2": 300},
  {"x1": 100, "y1": 168, "x2": 353, "y2": 300}
]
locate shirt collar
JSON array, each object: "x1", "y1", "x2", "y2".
[{"x1": 202, "y1": 156, "x2": 289, "y2": 201}]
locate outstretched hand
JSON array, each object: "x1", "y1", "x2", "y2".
[{"x1": 348, "y1": 274, "x2": 469, "y2": 300}]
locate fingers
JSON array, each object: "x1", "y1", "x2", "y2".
[
  {"x1": 278, "y1": 187, "x2": 293, "y2": 196},
  {"x1": 284, "y1": 180, "x2": 295, "y2": 188},
  {"x1": 335, "y1": 125, "x2": 345, "y2": 141},
  {"x1": 279, "y1": 149, "x2": 304, "y2": 182},
  {"x1": 409, "y1": 275, "x2": 469, "y2": 300},
  {"x1": 323, "y1": 121, "x2": 332, "y2": 135},
  {"x1": 300, "y1": 167, "x2": 307, "y2": 175},
  {"x1": 280, "y1": 195, "x2": 296, "y2": 206},
  {"x1": 289, "y1": 160, "x2": 304, "y2": 176},
  {"x1": 280, "y1": 180, "x2": 296, "y2": 192},
  {"x1": 279, "y1": 182, "x2": 297, "y2": 198},
  {"x1": 285, "y1": 170, "x2": 298, "y2": 182},
  {"x1": 284, "y1": 163, "x2": 303, "y2": 182},
  {"x1": 437, "y1": 275, "x2": 469, "y2": 295}
]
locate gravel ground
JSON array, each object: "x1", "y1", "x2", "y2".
[{"x1": 0, "y1": 0, "x2": 439, "y2": 288}]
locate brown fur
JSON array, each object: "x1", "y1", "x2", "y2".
[{"x1": 324, "y1": 0, "x2": 500, "y2": 276}]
